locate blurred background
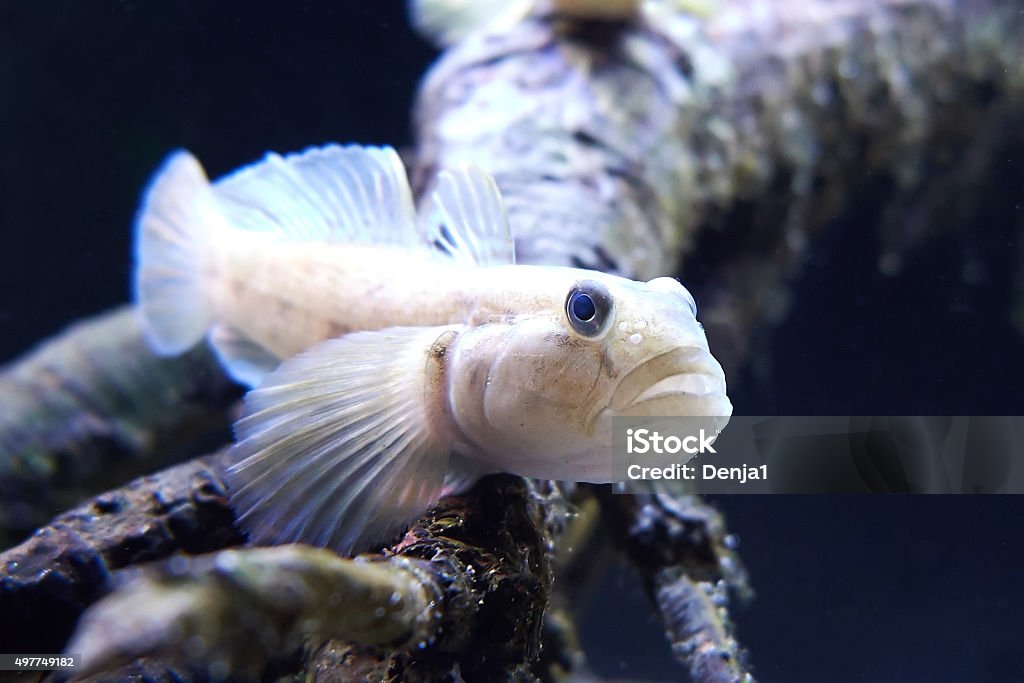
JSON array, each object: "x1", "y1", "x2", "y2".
[{"x1": 2, "y1": 1, "x2": 1022, "y2": 680}]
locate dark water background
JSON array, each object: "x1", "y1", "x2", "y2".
[{"x1": 2, "y1": 2, "x2": 1022, "y2": 681}]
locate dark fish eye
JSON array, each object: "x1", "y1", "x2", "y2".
[
  {"x1": 566, "y1": 281, "x2": 612, "y2": 337},
  {"x1": 572, "y1": 292, "x2": 597, "y2": 321}
]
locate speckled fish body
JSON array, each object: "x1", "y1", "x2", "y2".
[{"x1": 133, "y1": 144, "x2": 730, "y2": 554}]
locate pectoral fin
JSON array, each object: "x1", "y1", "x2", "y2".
[
  {"x1": 226, "y1": 326, "x2": 463, "y2": 555},
  {"x1": 441, "y1": 452, "x2": 495, "y2": 498}
]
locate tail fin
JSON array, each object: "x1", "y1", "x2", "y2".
[{"x1": 133, "y1": 150, "x2": 218, "y2": 355}]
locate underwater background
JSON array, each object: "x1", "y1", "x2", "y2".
[{"x1": 2, "y1": 1, "x2": 1023, "y2": 680}]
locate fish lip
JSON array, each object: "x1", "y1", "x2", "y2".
[
  {"x1": 631, "y1": 371, "x2": 724, "y2": 404},
  {"x1": 608, "y1": 346, "x2": 727, "y2": 412},
  {"x1": 584, "y1": 346, "x2": 731, "y2": 435}
]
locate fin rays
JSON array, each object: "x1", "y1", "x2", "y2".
[
  {"x1": 423, "y1": 167, "x2": 516, "y2": 266},
  {"x1": 213, "y1": 145, "x2": 419, "y2": 245},
  {"x1": 134, "y1": 144, "x2": 515, "y2": 363},
  {"x1": 225, "y1": 327, "x2": 461, "y2": 555}
]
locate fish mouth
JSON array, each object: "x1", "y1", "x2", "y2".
[{"x1": 608, "y1": 347, "x2": 732, "y2": 419}]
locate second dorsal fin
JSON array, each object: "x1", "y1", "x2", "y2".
[{"x1": 422, "y1": 167, "x2": 516, "y2": 267}]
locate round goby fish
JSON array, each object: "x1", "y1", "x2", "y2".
[{"x1": 134, "y1": 144, "x2": 731, "y2": 554}]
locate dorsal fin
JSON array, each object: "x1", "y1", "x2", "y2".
[
  {"x1": 422, "y1": 167, "x2": 516, "y2": 267},
  {"x1": 212, "y1": 144, "x2": 419, "y2": 245}
]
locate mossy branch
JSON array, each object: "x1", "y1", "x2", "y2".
[
  {"x1": 0, "y1": 307, "x2": 240, "y2": 545},
  {"x1": 57, "y1": 475, "x2": 564, "y2": 682},
  {"x1": 66, "y1": 546, "x2": 443, "y2": 679},
  {"x1": 0, "y1": 450, "x2": 242, "y2": 654}
]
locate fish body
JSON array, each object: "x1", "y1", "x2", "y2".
[{"x1": 134, "y1": 144, "x2": 730, "y2": 553}]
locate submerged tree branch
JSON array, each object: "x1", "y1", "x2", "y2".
[
  {"x1": 0, "y1": 450, "x2": 242, "y2": 654},
  {"x1": 413, "y1": 0, "x2": 1024, "y2": 374},
  {"x1": 412, "y1": 2, "x2": 1022, "y2": 677},
  {"x1": 60, "y1": 475, "x2": 566, "y2": 682},
  {"x1": 0, "y1": 307, "x2": 240, "y2": 546},
  {"x1": 67, "y1": 546, "x2": 443, "y2": 678},
  {"x1": 598, "y1": 487, "x2": 752, "y2": 682}
]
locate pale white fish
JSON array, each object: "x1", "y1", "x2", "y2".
[{"x1": 133, "y1": 143, "x2": 731, "y2": 555}]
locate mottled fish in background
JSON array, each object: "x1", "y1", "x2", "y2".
[{"x1": 133, "y1": 144, "x2": 731, "y2": 554}]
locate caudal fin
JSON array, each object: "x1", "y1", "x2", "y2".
[{"x1": 134, "y1": 150, "x2": 218, "y2": 355}]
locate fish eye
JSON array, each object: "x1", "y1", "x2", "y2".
[{"x1": 565, "y1": 281, "x2": 612, "y2": 337}]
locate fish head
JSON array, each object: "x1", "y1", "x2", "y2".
[{"x1": 449, "y1": 271, "x2": 731, "y2": 482}]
